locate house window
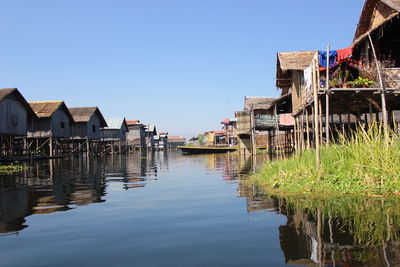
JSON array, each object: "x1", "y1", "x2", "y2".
[
  {"x1": 61, "y1": 122, "x2": 65, "y2": 129},
  {"x1": 93, "y1": 125, "x2": 96, "y2": 133}
]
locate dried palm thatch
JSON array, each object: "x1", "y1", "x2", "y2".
[
  {"x1": 69, "y1": 107, "x2": 107, "y2": 127},
  {"x1": 244, "y1": 97, "x2": 277, "y2": 111},
  {"x1": 276, "y1": 51, "x2": 317, "y2": 89},
  {"x1": 353, "y1": 0, "x2": 400, "y2": 46},
  {"x1": 29, "y1": 101, "x2": 73, "y2": 121}
]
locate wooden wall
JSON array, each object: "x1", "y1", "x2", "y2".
[{"x1": 0, "y1": 95, "x2": 28, "y2": 136}]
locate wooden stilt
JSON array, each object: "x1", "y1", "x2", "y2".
[
  {"x1": 368, "y1": 33, "x2": 388, "y2": 137},
  {"x1": 306, "y1": 109, "x2": 310, "y2": 149},
  {"x1": 313, "y1": 59, "x2": 320, "y2": 166}
]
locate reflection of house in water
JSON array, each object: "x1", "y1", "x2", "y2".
[
  {"x1": 0, "y1": 157, "x2": 107, "y2": 234},
  {"x1": 104, "y1": 153, "x2": 162, "y2": 190}
]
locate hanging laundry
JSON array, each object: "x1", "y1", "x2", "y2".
[
  {"x1": 319, "y1": 50, "x2": 338, "y2": 68},
  {"x1": 304, "y1": 65, "x2": 313, "y2": 94},
  {"x1": 337, "y1": 47, "x2": 353, "y2": 62}
]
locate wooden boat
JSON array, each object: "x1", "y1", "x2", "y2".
[{"x1": 178, "y1": 146, "x2": 238, "y2": 154}]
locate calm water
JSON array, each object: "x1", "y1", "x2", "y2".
[{"x1": 0, "y1": 152, "x2": 399, "y2": 267}]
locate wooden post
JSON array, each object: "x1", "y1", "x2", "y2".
[
  {"x1": 250, "y1": 107, "x2": 257, "y2": 155},
  {"x1": 368, "y1": 33, "x2": 388, "y2": 138},
  {"x1": 300, "y1": 111, "x2": 305, "y2": 151},
  {"x1": 313, "y1": 58, "x2": 320, "y2": 166},
  {"x1": 293, "y1": 116, "x2": 298, "y2": 152},
  {"x1": 86, "y1": 137, "x2": 90, "y2": 157},
  {"x1": 319, "y1": 99, "x2": 323, "y2": 145},
  {"x1": 326, "y1": 43, "x2": 330, "y2": 145},
  {"x1": 49, "y1": 137, "x2": 53, "y2": 157},
  {"x1": 306, "y1": 109, "x2": 310, "y2": 149}
]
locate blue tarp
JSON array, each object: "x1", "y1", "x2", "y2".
[{"x1": 319, "y1": 50, "x2": 338, "y2": 68}]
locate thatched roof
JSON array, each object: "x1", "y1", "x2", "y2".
[
  {"x1": 0, "y1": 88, "x2": 37, "y2": 118},
  {"x1": 29, "y1": 101, "x2": 73, "y2": 121},
  {"x1": 276, "y1": 51, "x2": 317, "y2": 89},
  {"x1": 353, "y1": 0, "x2": 400, "y2": 46},
  {"x1": 69, "y1": 107, "x2": 107, "y2": 127},
  {"x1": 244, "y1": 97, "x2": 277, "y2": 111}
]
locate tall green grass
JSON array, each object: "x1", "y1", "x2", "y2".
[{"x1": 251, "y1": 123, "x2": 400, "y2": 195}]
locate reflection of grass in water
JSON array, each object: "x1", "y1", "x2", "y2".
[
  {"x1": 282, "y1": 195, "x2": 400, "y2": 247},
  {"x1": 251, "y1": 123, "x2": 400, "y2": 195},
  {"x1": 0, "y1": 163, "x2": 27, "y2": 174}
]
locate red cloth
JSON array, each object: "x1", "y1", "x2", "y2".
[{"x1": 337, "y1": 47, "x2": 352, "y2": 62}]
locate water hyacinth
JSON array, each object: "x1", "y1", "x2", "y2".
[{"x1": 251, "y1": 122, "x2": 400, "y2": 195}]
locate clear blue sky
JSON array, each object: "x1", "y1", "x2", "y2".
[{"x1": 1, "y1": 0, "x2": 364, "y2": 137}]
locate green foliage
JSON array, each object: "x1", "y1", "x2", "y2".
[
  {"x1": 197, "y1": 134, "x2": 206, "y2": 146},
  {"x1": 250, "y1": 123, "x2": 400, "y2": 196},
  {"x1": 347, "y1": 76, "x2": 375, "y2": 88}
]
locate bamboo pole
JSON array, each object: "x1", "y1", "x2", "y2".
[
  {"x1": 300, "y1": 111, "x2": 304, "y2": 151},
  {"x1": 319, "y1": 99, "x2": 323, "y2": 145},
  {"x1": 326, "y1": 43, "x2": 330, "y2": 145},
  {"x1": 306, "y1": 109, "x2": 310, "y2": 149},
  {"x1": 313, "y1": 59, "x2": 321, "y2": 166},
  {"x1": 294, "y1": 116, "x2": 298, "y2": 152},
  {"x1": 368, "y1": 33, "x2": 388, "y2": 138}
]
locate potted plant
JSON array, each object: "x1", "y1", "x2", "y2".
[{"x1": 347, "y1": 77, "x2": 374, "y2": 88}]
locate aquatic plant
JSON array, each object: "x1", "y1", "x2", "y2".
[{"x1": 250, "y1": 123, "x2": 400, "y2": 195}]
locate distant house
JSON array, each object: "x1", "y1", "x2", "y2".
[
  {"x1": 101, "y1": 118, "x2": 129, "y2": 142},
  {"x1": 0, "y1": 88, "x2": 37, "y2": 137},
  {"x1": 144, "y1": 125, "x2": 157, "y2": 150},
  {"x1": 126, "y1": 120, "x2": 146, "y2": 149},
  {"x1": 69, "y1": 107, "x2": 108, "y2": 140},
  {"x1": 28, "y1": 101, "x2": 74, "y2": 138},
  {"x1": 221, "y1": 118, "x2": 237, "y2": 146},
  {"x1": 168, "y1": 136, "x2": 186, "y2": 149},
  {"x1": 158, "y1": 132, "x2": 168, "y2": 150}
]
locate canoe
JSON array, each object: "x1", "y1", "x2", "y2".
[{"x1": 178, "y1": 146, "x2": 238, "y2": 154}]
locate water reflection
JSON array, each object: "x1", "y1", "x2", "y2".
[
  {"x1": 0, "y1": 152, "x2": 164, "y2": 235},
  {"x1": 1, "y1": 152, "x2": 399, "y2": 266},
  {"x1": 238, "y1": 183, "x2": 400, "y2": 266}
]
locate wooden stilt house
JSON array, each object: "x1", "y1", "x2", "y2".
[
  {"x1": 69, "y1": 107, "x2": 108, "y2": 140},
  {"x1": 0, "y1": 88, "x2": 37, "y2": 156},
  {"x1": 28, "y1": 101, "x2": 74, "y2": 138},
  {"x1": 101, "y1": 118, "x2": 129, "y2": 142}
]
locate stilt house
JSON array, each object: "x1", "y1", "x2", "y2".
[
  {"x1": 28, "y1": 101, "x2": 74, "y2": 138},
  {"x1": 101, "y1": 118, "x2": 129, "y2": 142},
  {"x1": 69, "y1": 107, "x2": 108, "y2": 140},
  {"x1": 126, "y1": 120, "x2": 146, "y2": 149},
  {"x1": 0, "y1": 88, "x2": 37, "y2": 137}
]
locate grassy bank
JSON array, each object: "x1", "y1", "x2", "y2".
[
  {"x1": 250, "y1": 124, "x2": 400, "y2": 196},
  {"x1": 0, "y1": 163, "x2": 27, "y2": 174}
]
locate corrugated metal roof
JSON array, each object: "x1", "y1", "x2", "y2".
[
  {"x1": 104, "y1": 118, "x2": 128, "y2": 130},
  {"x1": 29, "y1": 101, "x2": 73, "y2": 121},
  {"x1": 69, "y1": 107, "x2": 107, "y2": 127}
]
